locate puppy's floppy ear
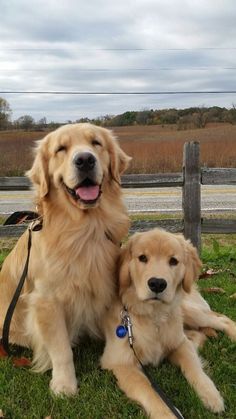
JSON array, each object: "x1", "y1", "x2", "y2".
[
  {"x1": 107, "y1": 131, "x2": 132, "y2": 183},
  {"x1": 119, "y1": 240, "x2": 133, "y2": 296},
  {"x1": 26, "y1": 136, "x2": 50, "y2": 198},
  {"x1": 183, "y1": 238, "x2": 202, "y2": 293}
]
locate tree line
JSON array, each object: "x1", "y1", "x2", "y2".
[{"x1": 1, "y1": 97, "x2": 236, "y2": 131}]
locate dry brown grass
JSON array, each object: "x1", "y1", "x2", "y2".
[
  {"x1": 0, "y1": 131, "x2": 45, "y2": 176},
  {"x1": 0, "y1": 123, "x2": 235, "y2": 175},
  {"x1": 113, "y1": 123, "x2": 236, "y2": 173}
]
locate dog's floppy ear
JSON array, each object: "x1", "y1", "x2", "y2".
[
  {"x1": 26, "y1": 136, "x2": 50, "y2": 198},
  {"x1": 107, "y1": 131, "x2": 132, "y2": 183},
  {"x1": 119, "y1": 240, "x2": 133, "y2": 296},
  {"x1": 183, "y1": 238, "x2": 202, "y2": 293}
]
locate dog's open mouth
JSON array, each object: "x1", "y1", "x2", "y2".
[{"x1": 64, "y1": 178, "x2": 102, "y2": 204}]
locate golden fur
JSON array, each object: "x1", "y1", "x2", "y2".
[
  {"x1": 0, "y1": 123, "x2": 131, "y2": 395},
  {"x1": 101, "y1": 229, "x2": 225, "y2": 418},
  {"x1": 182, "y1": 285, "x2": 236, "y2": 343}
]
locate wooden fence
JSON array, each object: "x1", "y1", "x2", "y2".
[{"x1": 0, "y1": 142, "x2": 236, "y2": 251}]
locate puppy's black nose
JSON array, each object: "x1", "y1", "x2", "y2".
[
  {"x1": 148, "y1": 277, "x2": 167, "y2": 293},
  {"x1": 74, "y1": 152, "x2": 96, "y2": 172}
]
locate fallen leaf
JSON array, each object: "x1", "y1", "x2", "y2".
[
  {"x1": 199, "y1": 269, "x2": 222, "y2": 279},
  {"x1": 0, "y1": 344, "x2": 31, "y2": 367},
  {"x1": 0, "y1": 409, "x2": 4, "y2": 418},
  {"x1": 13, "y1": 357, "x2": 31, "y2": 367},
  {"x1": 44, "y1": 416, "x2": 52, "y2": 419},
  {"x1": 0, "y1": 344, "x2": 7, "y2": 358},
  {"x1": 229, "y1": 293, "x2": 236, "y2": 299},
  {"x1": 202, "y1": 287, "x2": 226, "y2": 294}
]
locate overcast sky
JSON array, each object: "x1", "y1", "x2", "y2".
[{"x1": 1, "y1": 0, "x2": 236, "y2": 122}]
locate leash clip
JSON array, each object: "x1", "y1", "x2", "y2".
[{"x1": 120, "y1": 307, "x2": 134, "y2": 347}]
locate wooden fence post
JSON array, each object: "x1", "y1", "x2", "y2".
[{"x1": 182, "y1": 142, "x2": 201, "y2": 252}]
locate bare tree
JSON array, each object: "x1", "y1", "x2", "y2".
[{"x1": 0, "y1": 97, "x2": 12, "y2": 130}]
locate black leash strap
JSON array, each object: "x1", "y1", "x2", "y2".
[
  {"x1": 135, "y1": 350, "x2": 184, "y2": 419},
  {"x1": 2, "y1": 220, "x2": 42, "y2": 356},
  {"x1": 2, "y1": 228, "x2": 32, "y2": 355},
  {"x1": 131, "y1": 345, "x2": 184, "y2": 419}
]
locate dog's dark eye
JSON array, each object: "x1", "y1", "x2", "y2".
[
  {"x1": 138, "y1": 254, "x2": 148, "y2": 263},
  {"x1": 169, "y1": 257, "x2": 179, "y2": 266},
  {"x1": 56, "y1": 145, "x2": 67, "y2": 153},
  {"x1": 92, "y1": 139, "x2": 102, "y2": 147}
]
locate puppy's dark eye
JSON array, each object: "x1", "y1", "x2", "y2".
[
  {"x1": 169, "y1": 257, "x2": 179, "y2": 266},
  {"x1": 92, "y1": 139, "x2": 102, "y2": 147},
  {"x1": 138, "y1": 254, "x2": 148, "y2": 263},
  {"x1": 56, "y1": 145, "x2": 66, "y2": 153}
]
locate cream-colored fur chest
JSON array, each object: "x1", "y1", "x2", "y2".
[
  {"x1": 131, "y1": 307, "x2": 184, "y2": 366},
  {"x1": 30, "y1": 231, "x2": 119, "y2": 338}
]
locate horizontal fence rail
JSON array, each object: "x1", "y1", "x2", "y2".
[
  {"x1": 1, "y1": 168, "x2": 236, "y2": 191},
  {"x1": 121, "y1": 173, "x2": 183, "y2": 188},
  {"x1": 201, "y1": 168, "x2": 236, "y2": 185},
  {"x1": 0, "y1": 173, "x2": 184, "y2": 190},
  {"x1": 0, "y1": 176, "x2": 30, "y2": 191},
  {"x1": 0, "y1": 142, "x2": 236, "y2": 251}
]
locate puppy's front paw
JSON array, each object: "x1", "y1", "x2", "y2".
[
  {"x1": 151, "y1": 410, "x2": 176, "y2": 419},
  {"x1": 50, "y1": 376, "x2": 78, "y2": 396},
  {"x1": 151, "y1": 405, "x2": 177, "y2": 419}
]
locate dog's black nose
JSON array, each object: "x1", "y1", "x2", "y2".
[
  {"x1": 148, "y1": 277, "x2": 167, "y2": 293},
  {"x1": 74, "y1": 152, "x2": 96, "y2": 172}
]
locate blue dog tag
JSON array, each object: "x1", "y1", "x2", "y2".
[{"x1": 116, "y1": 325, "x2": 127, "y2": 338}]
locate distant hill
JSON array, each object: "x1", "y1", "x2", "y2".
[
  {"x1": 1, "y1": 100, "x2": 236, "y2": 131},
  {"x1": 80, "y1": 106, "x2": 236, "y2": 129}
]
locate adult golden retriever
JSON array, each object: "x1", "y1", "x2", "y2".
[
  {"x1": 101, "y1": 229, "x2": 226, "y2": 418},
  {"x1": 0, "y1": 123, "x2": 131, "y2": 395}
]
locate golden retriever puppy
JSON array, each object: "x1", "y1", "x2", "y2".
[
  {"x1": 0, "y1": 123, "x2": 131, "y2": 395},
  {"x1": 101, "y1": 229, "x2": 224, "y2": 418}
]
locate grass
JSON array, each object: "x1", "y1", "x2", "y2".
[{"x1": 0, "y1": 233, "x2": 236, "y2": 418}]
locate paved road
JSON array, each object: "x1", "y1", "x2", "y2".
[
  {"x1": 0, "y1": 185, "x2": 235, "y2": 215},
  {"x1": 123, "y1": 185, "x2": 236, "y2": 213}
]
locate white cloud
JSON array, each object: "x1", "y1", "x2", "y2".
[{"x1": 0, "y1": 0, "x2": 235, "y2": 121}]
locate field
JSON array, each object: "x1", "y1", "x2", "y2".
[
  {"x1": 0, "y1": 232, "x2": 236, "y2": 419},
  {"x1": 0, "y1": 123, "x2": 236, "y2": 175}
]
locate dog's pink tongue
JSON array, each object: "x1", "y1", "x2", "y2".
[{"x1": 75, "y1": 185, "x2": 100, "y2": 201}]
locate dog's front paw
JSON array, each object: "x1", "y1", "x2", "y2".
[
  {"x1": 228, "y1": 321, "x2": 236, "y2": 341},
  {"x1": 202, "y1": 389, "x2": 224, "y2": 413},
  {"x1": 50, "y1": 376, "x2": 78, "y2": 396}
]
